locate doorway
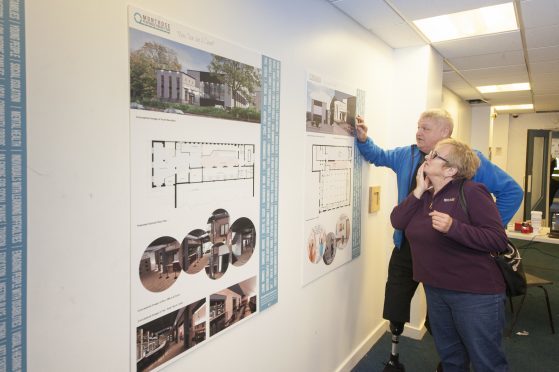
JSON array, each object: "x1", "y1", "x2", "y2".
[{"x1": 524, "y1": 130, "x2": 559, "y2": 226}]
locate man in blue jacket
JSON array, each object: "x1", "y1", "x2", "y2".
[{"x1": 355, "y1": 109, "x2": 523, "y2": 371}]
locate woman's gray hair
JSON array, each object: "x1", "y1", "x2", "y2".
[{"x1": 436, "y1": 138, "x2": 480, "y2": 179}]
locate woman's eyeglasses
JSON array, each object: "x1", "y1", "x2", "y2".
[{"x1": 426, "y1": 150, "x2": 449, "y2": 163}]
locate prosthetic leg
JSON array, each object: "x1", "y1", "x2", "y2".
[{"x1": 383, "y1": 321, "x2": 405, "y2": 372}]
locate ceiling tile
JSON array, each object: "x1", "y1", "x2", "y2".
[
  {"x1": 442, "y1": 79, "x2": 468, "y2": 91},
  {"x1": 459, "y1": 64, "x2": 528, "y2": 84},
  {"x1": 533, "y1": 93, "x2": 559, "y2": 111},
  {"x1": 483, "y1": 90, "x2": 533, "y2": 105},
  {"x1": 442, "y1": 70, "x2": 464, "y2": 84},
  {"x1": 468, "y1": 75, "x2": 531, "y2": 86},
  {"x1": 519, "y1": 0, "x2": 559, "y2": 29},
  {"x1": 371, "y1": 25, "x2": 426, "y2": 48},
  {"x1": 332, "y1": 0, "x2": 426, "y2": 48},
  {"x1": 433, "y1": 31, "x2": 522, "y2": 59},
  {"x1": 530, "y1": 60, "x2": 559, "y2": 74},
  {"x1": 527, "y1": 45, "x2": 559, "y2": 62},
  {"x1": 445, "y1": 85, "x2": 484, "y2": 100},
  {"x1": 532, "y1": 70, "x2": 559, "y2": 83},
  {"x1": 333, "y1": 0, "x2": 404, "y2": 30},
  {"x1": 447, "y1": 50, "x2": 524, "y2": 70},
  {"x1": 442, "y1": 72, "x2": 483, "y2": 100},
  {"x1": 442, "y1": 79, "x2": 471, "y2": 91},
  {"x1": 531, "y1": 73, "x2": 559, "y2": 94},
  {"x1": 533, "y1": 86, "x2": 559, "y2": 95},
  {"x1": 524, "y1": 24, "x2": 559, "y2": 48},
  {"x1": 390, "y1": 0, "x2": 509, "y2": 21}
]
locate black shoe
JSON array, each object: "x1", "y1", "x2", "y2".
[
  {"x1": 383, "y1": 354, "x2": 405, "y2": 371},
  {"x1": 435, "y1": 361, "x2": 443, "y2": 372},
  {"x1": 383, "y1": 361, "x2": 405, "y2": 372}
]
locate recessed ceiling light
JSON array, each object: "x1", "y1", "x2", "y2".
[
  {"x1": 477, "y1": 83, "x2": 531, "y2": 94},
  {"x1": 413, "y1": 2, "x2": 518, "y2": 43},
  {"x1": 494, "y1": 104, "x2": 533, "y2": 111}
]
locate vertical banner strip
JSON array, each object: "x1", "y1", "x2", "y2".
[
  {"x1": 0, "y1": 0, "x2": 26, "y2": 371},
  {"x1": 259, "y1": 55, "x2": 280, "y2": 311},
  {"x1": 352, "y1": 89, "x2": 365, "y2": 259}
]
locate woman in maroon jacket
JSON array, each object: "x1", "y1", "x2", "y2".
[{"x1": 390, "y1": 138, "x2": 509, "y2": 372}]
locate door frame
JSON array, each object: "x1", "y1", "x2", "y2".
[{"x1": 524, "y1": 129, "x2": 551, "y2": 223}]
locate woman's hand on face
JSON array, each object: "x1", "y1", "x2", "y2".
[
  {"x1": 412, "y1": 163, "x2": 431, "y2": 198},
  {"x1": 429, "y1": 210, "x2": 453, "y2": 233}
]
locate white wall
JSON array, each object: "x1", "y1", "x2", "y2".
[
  {"x1": 470, "y1": 105, "x2": 491, "y2": 157},
  {"x1": 506, "y1": 112, "x2": 559, "y2": 223},
  {"x1": 442, "y1": 87, "x2": 472, "y2": 144},
  {"x1": 391, "y1": 46, "x2": 441, "y2": 144},
  {"x1": 426, "y1": 47, "x2": 443, "y2": 109},
  {"x1": 490, "y1": 113, "x2": 511, "y2": 171},
  {"x1": 25, "y1": 1, "x2": 425, "y2": 371}
]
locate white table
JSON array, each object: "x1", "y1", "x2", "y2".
[{"x1": 506, "y1": 229, "x2": 559, "y2": 244}]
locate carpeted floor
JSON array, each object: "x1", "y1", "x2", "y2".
[{"x1": 353, "y1": 240, "x2": 559, "y2": 372}]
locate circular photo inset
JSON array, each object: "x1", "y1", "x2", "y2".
[
  {"x1": 230, "y1": 217, "x2": 256, "y2": 267},
  {"x1": 323, "y1": 232, "x2": 336, "y2": 265},
  {"x1": 336, "y1": 214, "x2": 351, "y2": 249},
  {"x1": 139, "y1": 236, "x2": 181, "y2": 292},
  {"x1": 181, "y1": 229, "x2": 211, "y2": 275},
  {"x1": 204, "y1": 242, "x2": 231, "y2": 280},
  {"x1": 307, "y1": 225, "x2": 326, "y2": 264},
  {"x1": 207, "y1": 208, "x2": 230, "y2": 245}
]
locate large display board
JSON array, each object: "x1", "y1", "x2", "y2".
[
  {"x1": 303, "y1": 74, "x2": 364, "y2": 285},
  {"x1": 129, "y1": 7, "x2": 279, "y2": 371}
]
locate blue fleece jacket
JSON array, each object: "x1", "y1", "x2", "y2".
[{"x1": 356, "y1": 137, "x2": 523, "y2": 248}]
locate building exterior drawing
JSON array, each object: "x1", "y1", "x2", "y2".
[
  {"x1": 156, "y1": 70, "x2": 201, "y2": 104},
  {"x1": 156, "y1": 69, "x2": 260, "y2": 109}
]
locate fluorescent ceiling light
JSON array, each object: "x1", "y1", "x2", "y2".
[
  {"x1": 413, "y1": 3, "x2": 518, "y2": 43},
  {"x1": 477, "y1": 83, "x2": 530, "y2": 94},
  {"x1": 494, "y1": 104, "x2": 533, "y2": 111}
]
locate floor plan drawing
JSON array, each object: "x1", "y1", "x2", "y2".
[
  {"x1": 303, "y1": 75, "x2": 362, "y2": 286},
  {"x1": 311, "y1": 144, "x2": 352, "y2": 213},
  {"x1": 152, "y1": 141, "x2": 255, "y2": 208}
]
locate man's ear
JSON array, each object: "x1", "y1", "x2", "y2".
[{"x1": 442, "y1": 125, "x2": 451, "y2": 138}]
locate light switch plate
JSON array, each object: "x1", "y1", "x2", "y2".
[{"x1": 369, "y1": 186, "x2": 380, "y2": 213}]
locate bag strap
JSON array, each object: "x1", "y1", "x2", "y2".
[
  {"x1": 460, "y1": 179, "x2": 519, "y2": 262},
  {"x1": 409, "y1": 145, "x2": 414, "y2": 192},
  {"x1": 408, "y1": 145, "x2": 418, "y2": 193},
  {"x1": 458, "y1": 178, "x2": 468, "y2": 216}
]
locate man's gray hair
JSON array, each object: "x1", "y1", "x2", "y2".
[{"x1": 420, "y1": 109, "x2": 454, "y2": 136}]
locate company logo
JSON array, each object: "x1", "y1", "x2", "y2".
[
  {"x1": 443, "y1": 197, "x2": 455, "y2": 202},
  {"x1": 133, "y1": 12, "x2": 171, "y2": 33}
]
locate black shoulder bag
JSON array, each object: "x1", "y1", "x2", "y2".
[{"x1": 458, "y1": 179, "x2": 527, "y2": 297}]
